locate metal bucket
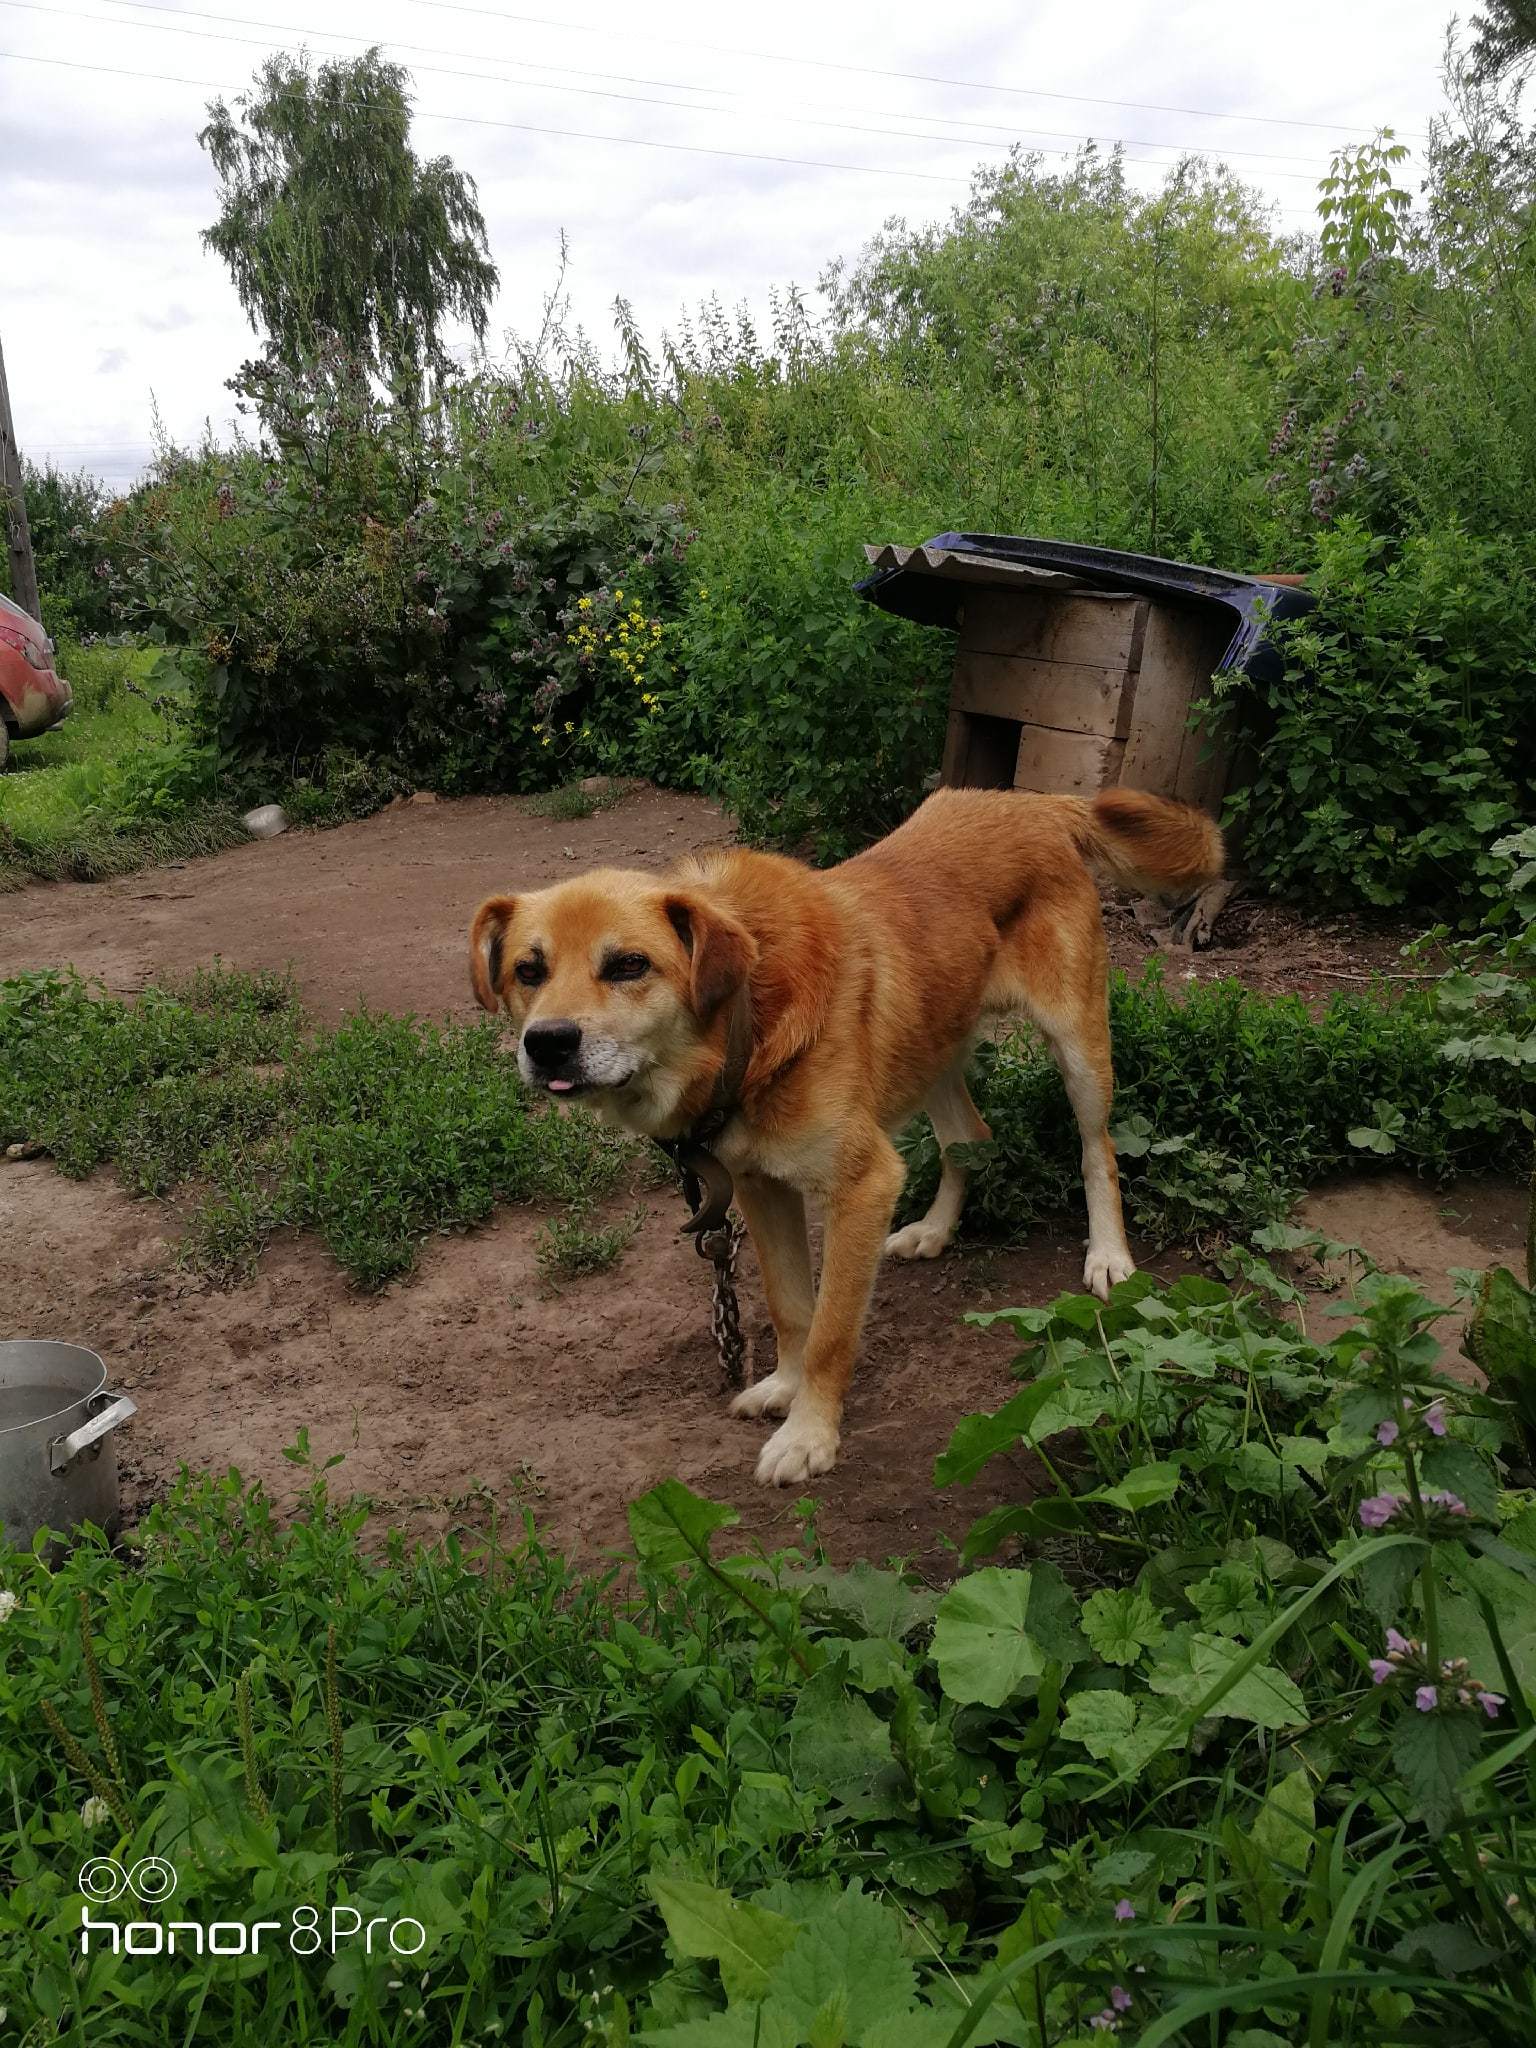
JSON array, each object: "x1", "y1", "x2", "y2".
[{"x1": 0, "y1": 1342, "x2": 137, "y2": 1552}]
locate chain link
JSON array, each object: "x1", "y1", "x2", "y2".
[{"x1": 698, "y1": 1215, "x2": 748, "y2": 1391}]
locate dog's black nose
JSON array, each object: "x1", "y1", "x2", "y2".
[{"x1": 523, "y1": 1017, "x2": 583, "y2": 1070}]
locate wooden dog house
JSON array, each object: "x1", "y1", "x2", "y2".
[{"x1": 858, "y1": 535, "x2": 1312, "y2": 810}]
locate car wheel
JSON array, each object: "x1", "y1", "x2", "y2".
[{"x1": 0, "y1": 721, "x2": 9, "y2": 771}]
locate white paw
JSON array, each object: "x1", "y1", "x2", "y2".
[
  {"x1": 885, "y1": 1220, "x2": 951, "y2": 1261},
  {"x1": 1084, "y1": 1246, "x2": 1136, "y2": 1301},
  {"x1": 730, "y1": 1369, "x2": 800, "y2": 1420},
  {"x1": 754, "y1": 1411, "x2": 839, "y2": 1487}
]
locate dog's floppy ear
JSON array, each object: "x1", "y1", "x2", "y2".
[
  {"x1": 664, "y1": 891, "x2": 756, "y2": 1020},
  {"x1": 469, "y1": 895, "x2": 518, "y2": 1012}
]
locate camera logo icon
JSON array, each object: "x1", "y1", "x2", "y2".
[{"x1": 77, "y1": 1856, "x2": 178, "y2": 1905}]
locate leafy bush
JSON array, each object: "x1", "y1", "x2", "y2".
[
  {"x1": 900, "y1": 964, "x2": 1535, "y2": 1249},
  {"x1": 1211, "y1": 524, "x2": 1536, "y2": 909},
  {"x1": 103, "y1": 357, "x2": 697, "y2": 796},
  {"x1": 63, "y1": 32, "x2": 1536, "y2": 896},
  {"x1": 6, "y1": 1269, "x2": 1536, "y2": 2041},
  {"x1": 670, "y1": 480, "x2": 950, "y2": 856},
  {"x1": 1, "y1": 461, "x2": 116, "y2": 638}
]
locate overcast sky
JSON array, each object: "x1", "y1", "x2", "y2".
[{"x1": 2, "y1": 0, "x2": 1461, "y2": 492}]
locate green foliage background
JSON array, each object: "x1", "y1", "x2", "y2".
[{"x1": 5, "y1": 40, "x2": 1514, "y2": 888}]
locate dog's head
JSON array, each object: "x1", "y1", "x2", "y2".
[{"x1": 469, "y1": 868, "x2": 756, "y2": 1123}]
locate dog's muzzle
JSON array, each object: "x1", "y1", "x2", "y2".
[
  {"x1": 522, "y1": 1017, "x2": 583, "y2": 1093},
  {"x1": 519, "y1": 1022, "x2": 641, "y2": 1097}
]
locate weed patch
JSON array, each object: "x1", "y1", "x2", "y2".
[
  {"x1": 536, "y1": 1202, "x2": 646, "y2": 1281},
  {"x1": 6, "y1": 960, "x2": 1531, "y2": 1288},
  {"x1": 0, "y1": 643, "x2": 245, "y2": 890},
  {"x1": 526, "y1": 779, "x2": 631, "y2": 822},
  {"x1": 0, "y1": 968, "x2": 642, "y2": 1288},
  {"x1": 6, "y1": 1263, "x2": 1536, "y2": 2040},
  {"x1": 899, "y1": 967, "x2": 1535, "y2": 1249}
]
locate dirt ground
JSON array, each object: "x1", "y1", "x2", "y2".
[
  {"x1": 0, "y1": 787, "x2": 1519, "y2": 1567},
  {"x1": 0, "y1": 785, "x2": 1425, "y2": 1020}
]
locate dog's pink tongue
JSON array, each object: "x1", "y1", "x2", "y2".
[{"x1": 546, "y1": 1078, "x2": 575, "y2": 1093}]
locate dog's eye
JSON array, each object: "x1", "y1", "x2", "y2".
[
  {"x1": 514, "y1": 957, "x2": 546, "y2": 987},
  {"x1": 603, "y1": 952, "x2": 651, "y2": 982}
]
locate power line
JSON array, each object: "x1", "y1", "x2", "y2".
[
  {"x1": 86, "y1": 0, "x2": 1347, "y2": 172},
  {"x1": 6, "y1": 0, "x2": 1349, "y2": 184},
  {"x1": 0, "y1": 0, "x2": 1081, "y2": 165},
  {"x1": 412, "y1": 0, "x2": 1424, "y2": 139},
  {"x1": 0, "y1": 47, "x2": 970, "y2": 184},
  {"x1": 0, "y1": 42, "x2": 1345, "y2": 208}
]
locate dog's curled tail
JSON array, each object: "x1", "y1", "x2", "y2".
[{"x1": 1075, "y1": 788, "x2": 1224, "y2": 904}]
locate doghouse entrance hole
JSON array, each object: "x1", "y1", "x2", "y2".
[{"x1": 958, "y1": 712, "x2": 1020, "y2": 789}]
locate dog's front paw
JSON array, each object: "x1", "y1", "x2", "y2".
[
  {"x1": 885, "y1": 1220, "x2": 951, "y2": 1261},
  {"x1": 730, "y1": 1370, "x2": 799, "y2": 1420},
  {"x1": 1084, "y1": 1246, "x2": 1136, "y2": 1300},
  {"x1": 754, "y1": 1410, "x2": 839, "y2": 1487}
]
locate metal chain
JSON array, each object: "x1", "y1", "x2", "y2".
[{"x1": 698, "y1": 1215, "x2": 748, "y2": 1391}]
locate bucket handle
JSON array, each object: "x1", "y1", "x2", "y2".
[{"x1": 49, "y1": 1392, "x2": 137, "y2": 1475}]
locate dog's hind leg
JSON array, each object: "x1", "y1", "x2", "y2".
[
  {"x1": 730, "y1": 1173, "x2": 816, "y2": 1421},
  {"x1": 1043, "y1": 1007, "x2": 1136, "y2": 1301},
  {"x1": 990, "y1": 886, "x2": 1135, "y2": 1302},
  {"x1": 885, "y1": 1058, "x2": 989, "y2": 1262}
]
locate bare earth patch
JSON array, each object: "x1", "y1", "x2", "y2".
[
  {"x1": 0, "y1": 789, "x2": 1522, "y2": 1565},
  {"x1": 4, "y1": 1157, "x2": 1114, "y2": 1569},
  {"x1": 0, "y1": 786, "x2": 735, "y2": 1024}
]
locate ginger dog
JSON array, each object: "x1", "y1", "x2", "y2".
[{"x1": 470, "y1": 787, "x2": 1222, "y2": 1486}]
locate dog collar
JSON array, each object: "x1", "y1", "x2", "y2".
[{"x1": 656, "y1": 981, "x2": 753, "y2": 1244}]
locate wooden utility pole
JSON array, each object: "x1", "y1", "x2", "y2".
[{"x1": 0, "y1": 330, "x2": 41, "y2": 624}]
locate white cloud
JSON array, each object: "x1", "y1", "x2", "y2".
[{"x1": 0, "y1": 0, "x2": 1458, "y2": 492}]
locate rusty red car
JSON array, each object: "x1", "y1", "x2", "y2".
[{"x1": 0, "y1": 592, "x2": 71, "y2": 768}]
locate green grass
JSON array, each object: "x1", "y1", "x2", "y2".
[
  {"x1": 3, "y1": 1260, "x2": 1535, "y2": 2042},
  {"x1": 0, "y1": 641, "x2": 244, "y2": 889},
  {"x1": 900, "y1": 969, "x2": 1536, "y2": 1250},
  {"x1": 0, "y1": 966, "x2": 645, "y2": 1288},
  {"x1": 525, "y1": 778, "x2": 631, "y2": 822},
  {"x1": 4, "y1": 959, "x2": 1532, "y2": 1292},
  {"x1": 536, "y1": 1202, "x2": 646, "y2": 1281}
]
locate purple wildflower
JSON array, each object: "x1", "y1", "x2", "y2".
[
  {"x1": 1386, "y1": 1628, "x2": 1412, "y2": 1655},
  {"x1": 1368, "y1": 1658, "x2": 1396, "y2": 1684},
  {"x1": 1424, "y1": 1490, "x2": 1469, "y2": 1517},
  {"x1": 1359, "y1": 1494, "x2": 1401, "y2": 1529},
  {"x1": 1376, "y1": 1419, "x2": 1400, "y2": 1447},
  {"x1": 1114, "y1": 1899, "x2": 1135, "y2": 1922},
  {"x1": 1111, "y1": 1987, "x2": 1133, "y2": 2013},
  {"x1": 1088, "y1": 2016, "x2": 1119, "y2": 2034},
  {"x1": 1424, "y1": 1401, "x2": 1447, "y2": 1437},
  {"x1": 1481, "y1": 1691, "x2": 1506, "y2": 1719},
  {"x1": 1416, "y1": 1686, "x2": 1438, "y2": 1712}
]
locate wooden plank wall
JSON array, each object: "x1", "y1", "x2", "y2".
[
  {"x1": 1118, "y1": 604, "x2": 1234, "y2": 807},
  {"x1": 941, "y1": 587, "x2": 1235, "y2": 806},
  {"x1": 948, "y1": 589, "x2": 1146, "y2": 798}
]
